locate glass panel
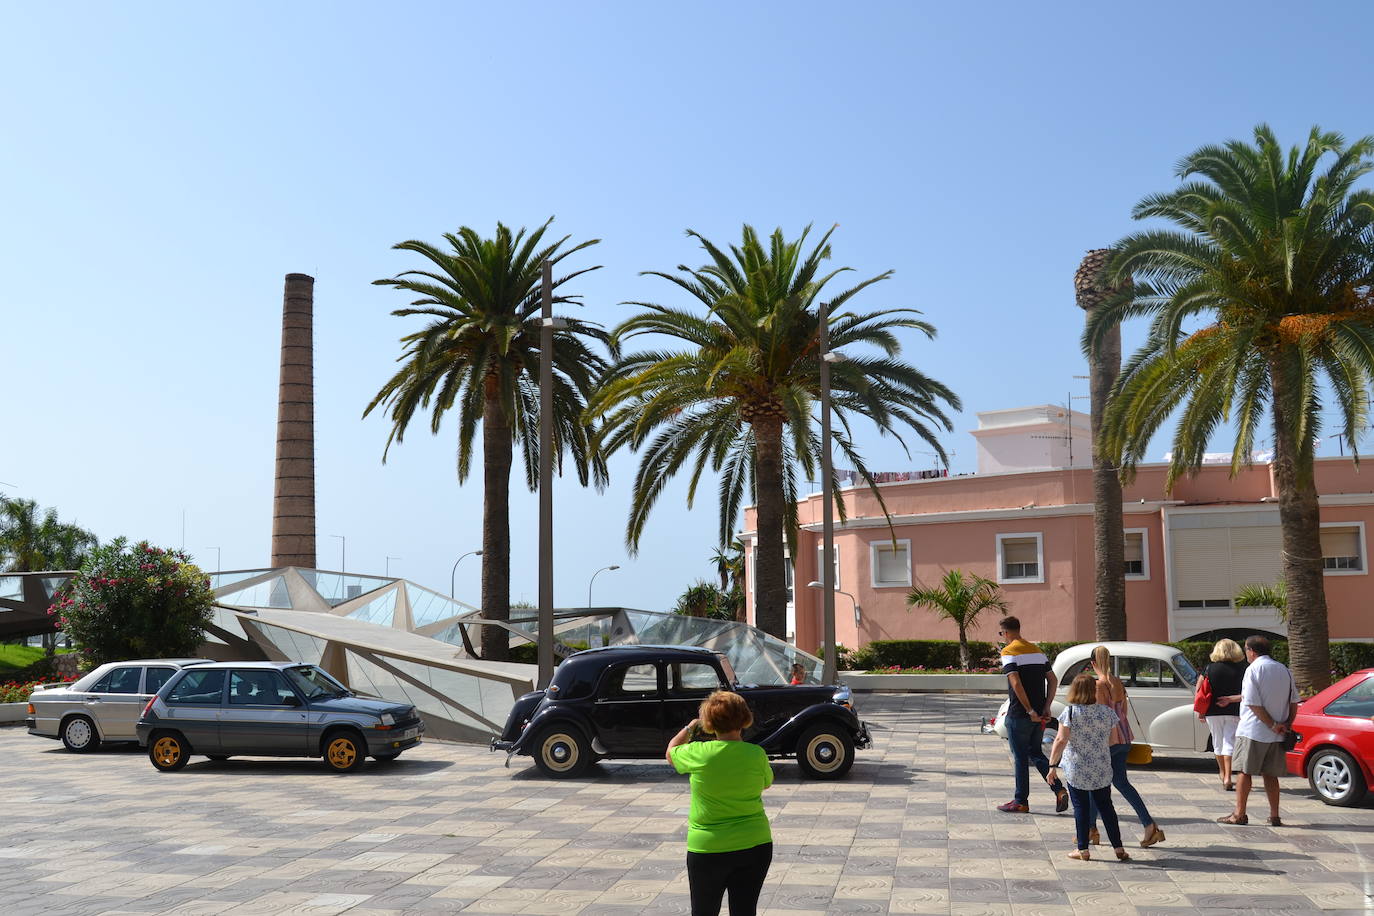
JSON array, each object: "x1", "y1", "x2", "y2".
[
  {"x1": 407, "y1": 584, "x2": 475, "y2": 627},
  {"x1": 1002, "y1": 537, "x2": 1038, "y2": 564},
  {"x1": 310, "y1": 572, "x2": 394, "y2": 607},
  {"x1": 106, "y1": 667, "x2": 142, "y2": 694},
  {"x1": 1124, "y1": 533, "x2": 1144, "y2": 562},
  {"x1": 168, "y1": 669, "x2": 226, "y2": 704},
  {"x1": 1325, "y1": 677, "x2": 1374, "y2": 717},
  {"x1": 218, "y1": 575, "x2": 291, "y2": 609},
  {"x1": 284, "y1": 665, "x2": 346, "y2": 699},
  {"x1": 145, "y1": 667, "x2": 177, "y2": 693},
  {"x1": 346, "y1": 588, "x2": 398, "y2": 626},
  {"x1": 1170, "y1": 654, "x2": 1198, "y2": 687},
  {"x1": 1320, "y1": 527, "x2": 1360, "y2": 559},
  {"x1": 606, "y1": 663, "x2": 658, "y2": 698},
  {"x1": 231, "y1": 669, "x2": 295, "y2": 705},
  {"x1": 1118, "y1": 657, "x2": 1162, "y2": 688},
  {"x1": 669, "y1": 662, "x2": 724, "y2": 696},
  {"x1": 210, "y1": 570, "x2": 273, "y2": 592},
  {"x1": 0, "y1": 577, "x2": 23, "y2": 601},
  {"x1": 40, "y1": 576, "x2": 70, "y2": 599}
]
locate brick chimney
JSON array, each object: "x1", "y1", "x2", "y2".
[{"x1": 271, "y1": 273, "x2": 317, "y2": 568}]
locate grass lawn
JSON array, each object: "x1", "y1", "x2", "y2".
[{"x1": 0, "y1": 644, "x2": 67, "y2": 672}]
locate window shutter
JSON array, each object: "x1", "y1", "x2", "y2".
[
  {"x1": 1002, "y1": 538, "x2": 1038, "y2": 565},
  {"x1": 1124, "y1": 533, "x2": 1144, "y2": 563},
  {"x1": 1321, "y1": 526, "x2": 1360, "y2": 559},
  {"x1": 1229, "y1": 525, "x2": 1283, "y2": 592},
  {"x1": 875, "y1": 544, "x2": 908, "y2": 584},
  {"x1": 1170, "y1": 528, "x2": 1231, "y2": 601}
]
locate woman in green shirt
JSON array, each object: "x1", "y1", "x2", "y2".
[{"x1": 667, "y1": 690, "x2": 774, "y2": 916}]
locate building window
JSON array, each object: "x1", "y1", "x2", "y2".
[
  {"x1": 869, "y1": 539, "x2": 911, "y2": 588},
  {"x1": 816, "y1": 543, "x2": 840, "y2": 590},
  {"x1": 997, "y1": 533, "x2": 1043, "y2": 584},
  {"x1": 1178, "y1": 599, "x2": 1233, "y2": 609},
  {"x1": 1124, "y1": 529, "x2": 1149, "y2": 579},
  {"x1": 1321, "y1": 523, "x2": 1365, "y2": 575}
]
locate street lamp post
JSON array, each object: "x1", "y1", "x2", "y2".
[
  {"x1": 450, "y1": 550, "x2": 483, "y2": 599},
  {"x1": 819, "y1": 302, "x2": 838, "y2": 686},
  {"x1": 329, "y1": 534, "x2": 346, "y2": 572},
  {"x1": 536, "y1": 259, "x2": 562, "y2": 689},
  {"x1": 587, "y1": 564, "x2": 621, "y2": 608},
  {"x1": 807, "y1": 580, "x2": 861, "y2": 625}
]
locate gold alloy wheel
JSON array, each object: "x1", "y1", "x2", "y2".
[
  {"x1": 152, "y1": 736, "x2": 182, "y2": 767},
  {"x1": 327, "y1": 736, "x2": 358, "y2": 769}
]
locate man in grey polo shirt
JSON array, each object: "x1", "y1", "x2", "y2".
[{"x1": 1217, "y1": 635, "x2": 1299, "y2": 826}]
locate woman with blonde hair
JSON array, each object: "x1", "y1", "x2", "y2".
[
  {"x1": 1198, "y1": 637, "x2": 1248, "y2": 790},
  {"x1": 667, "y1": 691, "x2": 773, "y2": 915},
  {"x1": 1086, "y1": 645, "x2": 1165, "y2": 847},
  {"x1": 1046, "y1": 674, "x2": 1130, "y2": 861}
]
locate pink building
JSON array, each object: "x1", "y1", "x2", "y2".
[{"x1": 741, "y1": 406, "x2": 1373, "y2": 652}]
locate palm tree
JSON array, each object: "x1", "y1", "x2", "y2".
[
  {"x1": 0, "y1": 497, "x2": 98, "y2": 572},
  {"x1": 1085, "y1": 125, "x2": 1374, "y2": 692},
  {"x1": 1075, "y1": 249, "x2": 1128, "y2": 640},
  {"x1": 709, "y1": 539, "x2": 744, "y2": 592},
  {"x1": 365, "y1": 220, "x2": 609, "y2": 661},
  {"x1": 1235, "y1": 581, "x2": 1288, "y2": 622},
  {"x1": 589, "y1": 224, "x2": 960, "y2": 639},
  {"x1": 906, "y1": 569, "x2": 1008, "y2": 670}
]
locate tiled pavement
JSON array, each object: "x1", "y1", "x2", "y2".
[{"x1": 3, "y1": 693, "x2": 1373, "y2": 915}]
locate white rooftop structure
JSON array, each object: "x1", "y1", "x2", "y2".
[{"x1": 970, "y1": 404, "x2": 1093, "y2": 475}]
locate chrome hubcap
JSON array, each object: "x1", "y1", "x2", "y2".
[
  {"x1": 1314, "y1": 755, "x2": 1352, "y2": 799},
  {"x1": 806, "y1": 735, "x2": 844, "y2": 772}
]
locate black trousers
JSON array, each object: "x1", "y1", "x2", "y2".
[{"x1": 686, "y1": 842, "x2": 773, "y2": 916}]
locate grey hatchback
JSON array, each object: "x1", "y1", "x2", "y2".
[{"x1": 137, "y1": 661, "x2": 424, "y2": 773}]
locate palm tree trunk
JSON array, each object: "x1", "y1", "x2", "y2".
[
  {"x1": 957, "y1": 624, "x2": 970, "y2": 671},
  {"x1": 1270, "y1": 366, "x2": 1330, "y2": 693},
  {"x1": 480, "y1": 376, "x2": 512, "y2": 662},
  {"x1": 1077, "y1": 249, "x2": 1127, "y2": 640},
  {"x1": 752, "y1": 415, "x2": 788, "y2": 639}
]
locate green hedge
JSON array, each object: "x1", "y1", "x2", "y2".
[{"x1": 841, "y1": 637, "x2": 1374, "y2": 677}]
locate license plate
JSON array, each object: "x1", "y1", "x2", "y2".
[{"x1": 401, "y1": 727, "x2": 419, "y2": 741}]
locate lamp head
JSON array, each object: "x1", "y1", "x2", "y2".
[
  {"x1": 806, "y1": 581, "x2": 823, "y2": 589},
  {"x1": 610, "y1": 565, "x2": 621, "y2": 570}
]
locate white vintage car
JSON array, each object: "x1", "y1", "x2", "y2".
[{"x1": 987, "y1": 641, "x2": 1206, "y2": 754}]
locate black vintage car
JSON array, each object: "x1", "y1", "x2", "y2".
[{"x1": 491, "y1": 645, "x2": 871, "y2": 779}]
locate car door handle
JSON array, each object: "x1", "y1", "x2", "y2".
[{"x1": 86, "y1": 696, "x2": 100, "y2": 702}]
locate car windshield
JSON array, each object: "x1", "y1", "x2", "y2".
[
  {"x1": 1170, "y1": 653, "x2": 1198, "y2": 687},
  {"x1": 284, "y1": 665, "x2": 349, "y2": 699}
]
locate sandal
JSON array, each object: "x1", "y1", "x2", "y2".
[
  {"x1": 1268, "y1": 816, "x2": 1283, "y2": 827},
  {"x1": 1068, "y1": 849, "x2": 1091, "y2": 861},
  {"x1": 1217, "y1": 813, "x2": 1248, "y2": 825},
  {"x1": 1141, "y1": 824, "x2": 1165, "y2": 848},
  {"x1": 1223, "y1": 781, "x2": 1235, "y2": 791},
  {"x1": 1115, "y1": 848, "x2": 1131, "y2": 861}
]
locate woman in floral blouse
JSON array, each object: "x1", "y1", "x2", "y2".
[{"x1": 1046, "y1": 674, "x2": 1129, "y2": 861}]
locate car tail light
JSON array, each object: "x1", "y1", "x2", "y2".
[
  {"x1": 27, "y1": 703, "x2": 35, "y2": 715},
  {"x1": 141, "y1": 697, "x2": 157, "y2": 718}
]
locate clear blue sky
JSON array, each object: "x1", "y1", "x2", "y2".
[{"x1": 4, "y1": 2, "x2": 1372, "y2": 609}]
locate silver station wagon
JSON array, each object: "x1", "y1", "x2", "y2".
[
  {"x1": 26, "y1": 658, "x2": 212, "y2": 752},
  {"x1": 136, "y1": 661, "x2": 424, "y2": 773}
]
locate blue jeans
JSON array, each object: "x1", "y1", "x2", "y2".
[
  {"x1": 1089, "y1": 743, "x2": 1154, "y2": 829},
  {"x1": 1006, "y1": 715, "x2": 1062, "y2": 805},
  {"x1": 1070, "y1": 785, "x2": 1121, "y2": 851}
]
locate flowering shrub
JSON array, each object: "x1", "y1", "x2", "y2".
[
  {"x1": 0, "y1": 675, "x2": 78, "y2": 704},
  {"x1": 50, "y1": 539, "x2": 214, "y2": 666}
]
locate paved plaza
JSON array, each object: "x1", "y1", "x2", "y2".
[{"x1": 2, "y1": 693, "x2": 1372, "y2": 915}]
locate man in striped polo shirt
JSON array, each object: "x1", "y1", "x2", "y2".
[{"x1": 997, "y1": 616, "x2": 1069, "y2": 814}]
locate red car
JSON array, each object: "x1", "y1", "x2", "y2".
[{"x1": 1286, "y1": 669, "x2": 1374, "y2": 806}]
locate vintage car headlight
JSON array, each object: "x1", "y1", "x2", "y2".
[{"x1": 832, "y1": 685, "x2": 853, "y2": 709}]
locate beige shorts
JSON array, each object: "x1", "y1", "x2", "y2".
[{"x1": 1232, "y1": 736, "x2": 1287, "y2": 777}]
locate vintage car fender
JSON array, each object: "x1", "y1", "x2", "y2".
[
  {"x1": 990, "y1": 699, "x2": 1066, "y2": 740},
  {"x1": 1147, "y1": 703, "x2": 1201, "y2": 751},
  {"x1": 499, "y1": 704, "x2": 594, "y2": 758},
  {"x1": 754, "y1": 703, "x2": 867, "y2": 754}
]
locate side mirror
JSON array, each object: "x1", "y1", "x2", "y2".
[{"x1": 282, "y1": 694, "x2": 302, "y2": 707}]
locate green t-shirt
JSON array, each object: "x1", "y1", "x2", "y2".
[{"x1": 670, "y1": 739, "x2": 773, "y2": 853}]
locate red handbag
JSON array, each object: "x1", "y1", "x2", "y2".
[{"x1": 1193, "y1": 675, "x2": 1212, "y2": 715}]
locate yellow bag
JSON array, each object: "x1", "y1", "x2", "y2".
[{"x1": 1126, "y1": 743, "x2": 1153, "y2": 765}]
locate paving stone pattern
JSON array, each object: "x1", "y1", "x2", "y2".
[{"x1": 3, "y1": 694, "x2": 1372, "y2": 914}]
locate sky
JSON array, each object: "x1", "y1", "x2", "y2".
[{"x1": 4, "y1": 1, "x2": 1373, "y2": 610}]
